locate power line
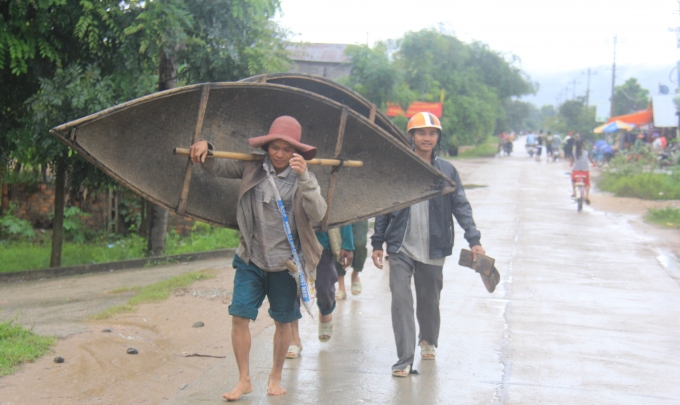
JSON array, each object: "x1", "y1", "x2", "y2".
[
  {"x1": 609, "y1": 35, "x2": 618, "y2": 119},
  {"x1": 570, "y1": 78, "x2": 581, "y2": 100},
  {"x1": 581, "y1": 68, "x2": 597, "y2": 108}
]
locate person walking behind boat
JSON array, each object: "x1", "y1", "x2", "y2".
[
  {"x1": 286, "y1": 225, "x2": 354, "y2": 359},
  {"x1": 189, "y1": 116, "x2": 327, "y2": 400},
  {"x1": 336, "y1": 219, "x2": 369, "y2": 299},
  {"x1": 371, "y1": 112, "x2": 485, "y2": 377}
]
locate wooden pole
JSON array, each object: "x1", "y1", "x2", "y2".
[
  {"x1": 176, "y1": 85, "x2": 211, "y2": 215},
  {"x1": 321, "y1": 106, "x2": 349, "y2": 231},
  {"x1": 173, "y1": 148, "x2": 363, "y2": 168}
]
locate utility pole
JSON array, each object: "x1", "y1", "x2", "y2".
[
  {"x1": 609, "y1": 35, "x2": 618, "y2": 119},
  {"x1": 581, "y1": 68, "x2": 597, "y2": 108},
  {"x1": 570, "y1": 79, "x2": 580, "y2": 100},
  {"x1": 563, "y1": 86, "x2": 571, "y2": 104}
]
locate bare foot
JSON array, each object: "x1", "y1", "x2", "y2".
[
  {"x1": 222, "y1": 379, "x2": 253, "y2": 401},
  {"x1": 267, "y1": 376, "x2": 287, "y2": 396}
]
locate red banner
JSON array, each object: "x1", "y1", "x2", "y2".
[{"x1": 386, "y1": 102, "x2": 443, "y2": 118}]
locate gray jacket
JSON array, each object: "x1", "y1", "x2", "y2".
[{"x1": 202, "y1": 157, "x2": 327, "y2": 277}]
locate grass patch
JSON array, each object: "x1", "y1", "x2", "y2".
[
  {"x1": 453, "y1": 136, "x2": 499, "y2": 159},
  {"x1": 0, "y1": 226, "x2": 240, "y2": 273},
  {"x1": 646, "y1": 207, "x2": 680, "y2": 228},
  {"x1": 597, "y1": 150, "x2": 680, "y2": 200},
  {"x1": 91, "y1": 269, "x2": 218, "y2": 320},
  {"x1": 598, "y1": 171, "x2": 680, "y2": 200},
  {"x1": 90, "y1": 304, "x2": 137, "y2": 320},
  {"x1": 0, "y1": 320, "x2": 56, "y2": 376}
]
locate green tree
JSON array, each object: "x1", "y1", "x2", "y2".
[
  {"x1": 544, "y1": 99, "x2": 596, "y2": 137},
  {"x1": 2, "y1": 0, "x2": 289, "y2": 264},
  {"x1": 395, "y1": 29, "x2": 534, "y2": 147},
  {"x1": 120, "y1": 0, "x2": 289, "y2": 256},
  {"x1": 502, "y1": 99, "x2": 534, "y2": 132},
  {"x1": 612, "y1": 78, "x2": 649, "y2": 117},
  {"x1": 1, "y1": 0, "x2": 135, "y2": 266},
  {"x1": 343, "y1": 42, "x2": 413, "y2": 108},
  {"x1": 27, "y1": 65, "x2": 118, "y2": 266}
]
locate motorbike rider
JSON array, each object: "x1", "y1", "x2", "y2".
[
  {"x1": 525, "y1": 131, "x2": 536, "y2": 156},
  {"x1": 535, "y1": 130, "x2": 544, "y2": 161}
]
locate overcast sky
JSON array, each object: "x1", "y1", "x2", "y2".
[{"x1": 276, "y1": 0, "x2": 680, "y2": 110}]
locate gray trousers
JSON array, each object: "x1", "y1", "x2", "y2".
[{"x1": 389, "y1": 251, "x2": 444, "y2": 370}]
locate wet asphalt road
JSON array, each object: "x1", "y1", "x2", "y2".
[{"x1": 168, "y1": 140, "x2": 680, "y2": 404}]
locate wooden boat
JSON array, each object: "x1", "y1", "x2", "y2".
[
  {"x1": 240, "y1": 73, "x2": 410, "y2": 145},
  {"x1": 50, "y1": 82, "x2": 455, "y2": 230}
]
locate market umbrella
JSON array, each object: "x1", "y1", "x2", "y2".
[{"x1": 593, "y1": 120, "x2": 636, "y2": 133}]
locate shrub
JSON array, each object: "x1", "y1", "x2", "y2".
[
  {"x1": 0, "y1": 203, "x2": 36, "y2": 241},
  {"x1": 646, "y1": 206, "x2": 680, "y2": 227},
  {"x1": 598, "y1": 150, "x2": 680, "y2": 200},
  {"x1": 50, "y1": 206, "x2": 91, "y2": 243}
]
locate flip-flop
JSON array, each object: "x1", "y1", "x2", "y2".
[
  {"x1": 351, "y1": 281, "x2": 362, "y2": 295},
  {"x1": 335, "y1": 290, "x2": 347, "y2": 300},
  {"x1": 318, "y1": 319, "x2": 333, "y2": 342},
  {"x1": 286, "y1": 345, "x2": 301, "y2": 359},
  {"x1": 392, "y1": 364, "x2": 411, "y2": 377},
  {"x1": 420, "y1": 343, "x2": 436, "y2": 360}
]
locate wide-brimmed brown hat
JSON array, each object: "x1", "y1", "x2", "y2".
[{"x1": 248, "y1": 116, "x2": 317, "y2": 160}]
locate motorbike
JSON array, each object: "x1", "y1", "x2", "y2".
[
  {"x1": 550, "y1": 147, "x2": 561, "y2": 162},
  {"x1": 502, "y1": 140, "x2": 513, "y2": 156},
  {"x1": 525, "y1": 143, "x2": 536, "y2": 157},
  {"x1": 657, "y1": 143, "x2": 678, "y2": 167}
]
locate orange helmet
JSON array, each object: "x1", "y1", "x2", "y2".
[{"x1": 407, "y1": 112, "x2": 442, "y2": 132}]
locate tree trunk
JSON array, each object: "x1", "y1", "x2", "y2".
[
  {"x1": 50, "y1": 161, "x2": 66, "y2": 267},
  {"x1": 147, "y1": 203, "x2": 168, "y2": 256},
  {"x1": 146, "y1": 48, "x2": 177, "y2": 256}
]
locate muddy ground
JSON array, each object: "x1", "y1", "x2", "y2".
[{"x1": 0, "y1": 260, "x2": 274, "y2": 404}]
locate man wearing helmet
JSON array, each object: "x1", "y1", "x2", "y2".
[{"x1": 371, "y1": 112, "x2": 485, "y2": 377}]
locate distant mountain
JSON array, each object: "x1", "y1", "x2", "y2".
[{"x1": 520, "y1": 64, "x2": 676, "y2": 120}]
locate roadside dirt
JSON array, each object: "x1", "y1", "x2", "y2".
[{"x1": 0, "y1": 264, "x2": 273, "y2": 405}]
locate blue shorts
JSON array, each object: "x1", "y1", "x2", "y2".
[{"x1": 229, "y1": 254, "x2": 301, "y2": 323}]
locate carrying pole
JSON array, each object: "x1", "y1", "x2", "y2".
[{"x1": 173, "y1": 148, "x2": 363, "y2": 168}]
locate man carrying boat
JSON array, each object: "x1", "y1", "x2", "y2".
[
  {"x1": 371, "y1": 112, "x2": 485, "y2": 377},
  {"x1": 189, "y1": 115, "x2": 327, "y2": 400}
]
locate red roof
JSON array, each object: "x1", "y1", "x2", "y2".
[
  {"x1": 608, "y1": 107, "x2": 653, "y2": 126},
  {"x1": 386, "y1": 102, "x2": 443, "y2": 118}
]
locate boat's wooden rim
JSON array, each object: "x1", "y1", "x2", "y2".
[{"x1": 241, "y1": 73, "x2": 410, "y2": 145}]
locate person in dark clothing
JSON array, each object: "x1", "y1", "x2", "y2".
[{"x1": 371, "y1": 112, "x2": 485, "y2": 378}]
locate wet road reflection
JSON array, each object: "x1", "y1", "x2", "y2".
[{"x1": 170, "y1": 140, "x2": 680, "y2": 404}]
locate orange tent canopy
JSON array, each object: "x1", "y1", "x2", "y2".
[
  {"x1": 608, "y1": 107, "x2": 653, "y2": 126},
  {"x1": 386, "y1": 102, "x2": 443, "y2": 118}
]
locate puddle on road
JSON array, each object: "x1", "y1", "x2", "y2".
[
  {"x1": 656, "y1": 253, "x2": 680, "y2": 281},
  {"x1": 463, "y1": 184, "x2": 488, "y2": 189}
]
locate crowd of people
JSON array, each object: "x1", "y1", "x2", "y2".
[
  {"x1": 189, "y1": 112, "x2": 484, "y2": 399},
  {"x1": 506, "y1": 127, "x2": 677, "y2": 205}
]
